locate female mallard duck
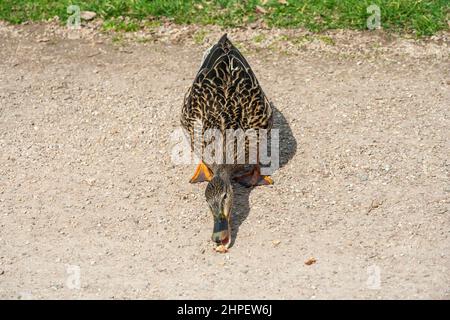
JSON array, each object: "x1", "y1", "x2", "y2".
[{"x1": 181, "y1": 34, "x2": 273, "y2": 251}]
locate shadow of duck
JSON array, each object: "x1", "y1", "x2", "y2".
[{"x1": 230, "y1": 105, "x2": 297, "y2": 248}]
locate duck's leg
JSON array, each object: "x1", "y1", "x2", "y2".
[
  {"x1": 189, "y1": 161, "x2": 213, "y2": 183},
  {"x1": 234, "y1": 165, "x2": 273, "y2": 187}
]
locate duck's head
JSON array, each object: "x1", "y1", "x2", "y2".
[{"x1": 205, "y1": 174, "x2": 233, "y2": 248}]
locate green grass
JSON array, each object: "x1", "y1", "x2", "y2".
[
  {"x1": 103, "y1": 17, "x2": 140, "y2": 32},
  {"x1": 0, "y1": 0, "x2": 448, "y2": 36}
]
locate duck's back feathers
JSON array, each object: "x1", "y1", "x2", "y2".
[{"x1": 181, "y1": 34, "x2": 273, "y2": 152}]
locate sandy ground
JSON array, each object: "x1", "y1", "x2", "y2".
[{"x1": 0, "y1": 21, "x2": 449, "y2": 299}]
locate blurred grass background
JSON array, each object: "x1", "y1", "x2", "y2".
[{"x1": 0, "y1": 0, "x2": 448, "y2": 36}]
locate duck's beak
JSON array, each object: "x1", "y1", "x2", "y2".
[{"x1": 212, "y1": 215, "x2": 231, "y2": 248}]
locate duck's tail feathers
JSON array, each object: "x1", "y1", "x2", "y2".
[{"x1": 197, "y1": 34, "x2": 252, "y2": 76}]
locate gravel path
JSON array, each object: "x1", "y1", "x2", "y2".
[{"x1": 0, "y1": 22, "x2": 449, "y2": 299}]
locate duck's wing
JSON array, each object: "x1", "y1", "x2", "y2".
[{"x1": 181, "y1": 34, "x2": 273, "y2": 148}]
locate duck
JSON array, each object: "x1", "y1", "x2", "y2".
[{"x1": 180, "y1": 34, "x2": 274, "y2": 252}]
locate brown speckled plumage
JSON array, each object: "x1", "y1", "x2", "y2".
[{"x1": 181, "y1": 34, "x2": 273, "y2": 169}]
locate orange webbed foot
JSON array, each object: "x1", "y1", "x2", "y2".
[
  {"x1": 234, "y1": 165, "x2": 274, "y2": 188},
  {"x1": 189, "y1": 162, "x2": 213, "y2": 183}
]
